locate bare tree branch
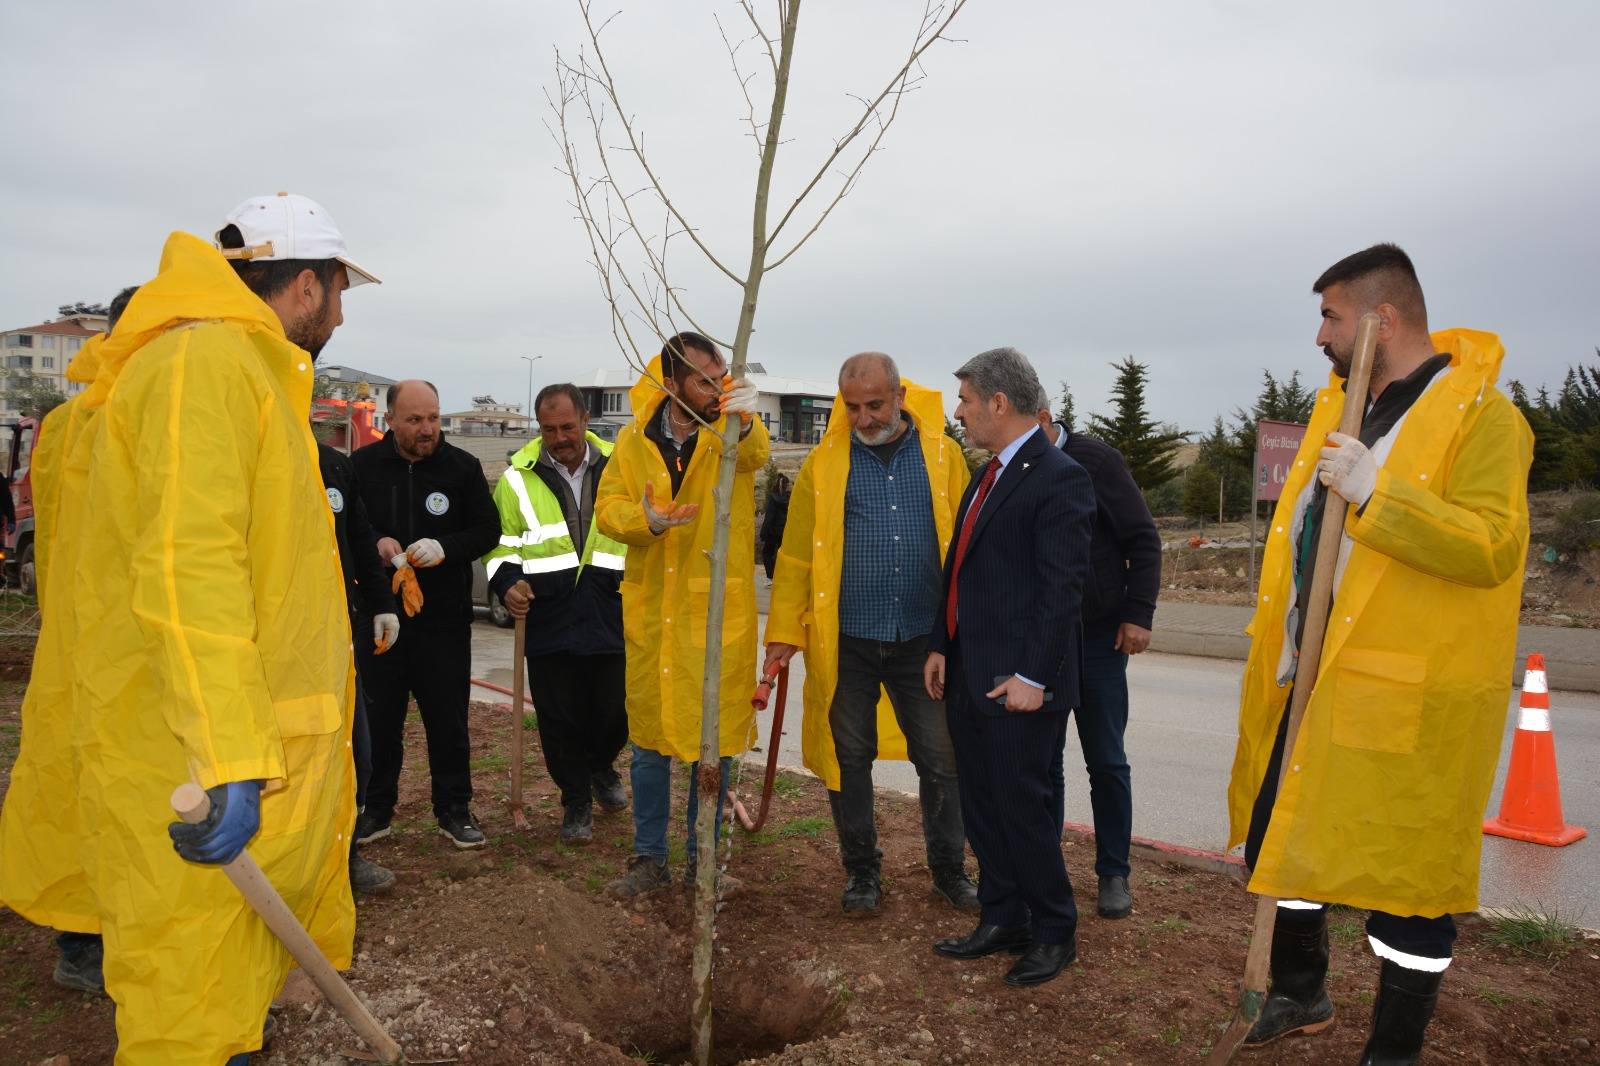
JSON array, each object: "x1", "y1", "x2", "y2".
[
  {"x1": 764, "y1": 0, "x2": 967, "y2": 261},
  {"x1": 574, "y1": 0, "x2": 745, "y2": 285}
]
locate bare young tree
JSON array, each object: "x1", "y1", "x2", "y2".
[{"x1": 550, "y1": 3, "x2": 966, "y2": 1060}]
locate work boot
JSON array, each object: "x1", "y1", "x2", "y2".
[
  {"x1": 1243, "y1": 908, "x2": 1335, "y2": 1047},
  {"x1": 354, "y1": 810, "x2": 392, "y2": 845},
  {"x1": 842, "y1": 868, "x2": 883, "y2": 916},
  {"x1": 931, "y1": 867, "x2": 979, "y2": 911},
  {"x1": 51, "y1": 933, "x2": 105, "y2": 996},
  {"x1": 437, "y1": 810, "x2": 486, "y2": 849},
  {"x1": 1097, "y1": 874, "x2": 1133, "y2": 919},
  {"x1": 349, "y1": 848, "x2": 396, "y2": 895},
  {"x1": 1357, "y1": 960, "x2": 1444, "y2": 1066},
  {"x1": 606, "y1": 855, "x2": 671, "y2": 899},
  {"x1": 560, "y1": 803, "x2": 594, "y2": 844},
  {"x1": 591, "y1": 770, "x2": 629, "y2": 813}
]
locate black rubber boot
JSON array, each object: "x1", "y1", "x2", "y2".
[
  {"x1": 1357, "y1": 959, "x2": 1443, "y2": 1066},
  {"x1": 1243, "y1": 907, "x2": 1335, "y2": 1047}
]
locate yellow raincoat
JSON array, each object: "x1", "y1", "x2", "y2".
[
  {"x1": 1226, "y1": 329, "x2": 1532, "y2": 916},
  {"x1": 0, "y1": 332, "x2": 119, "y2": 934},
  {"x1": 595, "y1": 359, "x2": 770, "y2": 760},
  {"x1": 764, "y1": 381, "x2": 969, "y2": 790},
  {"x1": 2, "y1": 232, "x2": 356, "y2": 1064}
]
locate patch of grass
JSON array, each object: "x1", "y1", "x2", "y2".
[
  {"x1": 1486, "y1": 906, "x2": 1581, "y2": 962},
  {"x1": 1476, "y1": 987, "x2": 1510, "y2": 1008},
  {"x1": 1152, "y1": 916, "x2": 1189, "y2": 933},
  {"x1": 777, "y1": 815, "x2": 831, "y2": 839},
  {"x1": 747, "y1": 829, "x2": 778, "y2": 846},
  {"x1": 772, "y1": 773, "x2": 806, "y2": 799},
  {"x1": 668, "y1": 838, "x2": 687, "y2": 865},
  {"x1": 627, "y1": 1046, "x2": 660, "y2": 1064},
  {"x1": 833, "y1": 983, "x2": 855, "y2": 1005},
  {"x1": 471, "y1": 750, "x2": 509, "y2": 774},
  {"x1": 1158, "y1": 1025, "x2": 1181, "y2": 1046},
  {"x1": 522, "y1": 712, "x2": 538, "y2": 731},
  {"x1": 1329, "y1": 916, "x2": 1364, "y2": 944},
  {"x1": 0, "y1": 931, "x2": 15, "y2": 950},
  {"x1": 584, "y1": 873, "x2": 603, "y2": 893},
  {"x1": 1143, "y1": 875, "x2": 1171, "y2": 888},
  {"x1": 33, "y1": 1001, "x2": 63, "y2": 1026}
]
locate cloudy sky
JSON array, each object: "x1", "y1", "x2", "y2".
[{"x1": 2, "y1": 1, "x2": 1595, "y2": 431}]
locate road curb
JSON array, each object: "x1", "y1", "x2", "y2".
[{"x1": 1061, "y1": 819, "x2": 1247, "y2": 881}]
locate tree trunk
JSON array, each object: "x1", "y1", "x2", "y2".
[{"x1": 688, "y1": 5, "x2": 802, "y2": 1065}]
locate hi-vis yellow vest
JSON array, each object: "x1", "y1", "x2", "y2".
[{"x1": 484, "y1": 432, "x2": 627, "y2": 582}]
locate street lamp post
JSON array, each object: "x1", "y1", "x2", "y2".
[{"x1": 520, "y1": 354, "x2": 543, "y2": 435}]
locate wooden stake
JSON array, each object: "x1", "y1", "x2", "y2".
[
  {"x1": 511, "y1": 616, "x2": 529, "y2": 830},
  {"x1": 1206, "y1": 312, "x2": 1379, "y2": 1064}
]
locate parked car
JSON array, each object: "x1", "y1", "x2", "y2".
[{"x1": 471, "y1": 559, "x2": 513, "y2": 628}]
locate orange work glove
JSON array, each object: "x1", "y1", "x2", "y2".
[
  {"x1": 391, "y1": 559, "x2": 424, "y2": 617},
  {"x1": 718, "y1": 374, "x2": 758, "y2": 426}
]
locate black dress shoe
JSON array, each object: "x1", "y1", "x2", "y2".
[
  {"x1": 1004, "y1": 940, "x2": 1077, "y2": 986},
  {"x1": 1097, "y1": 874, "x2": 1133, "y2": 919},
  {"x1": 932, "y1": 923, "x2": 1031, "y2": 959}
]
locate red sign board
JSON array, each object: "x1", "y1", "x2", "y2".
[{"x1": 1254, "y1": 419, "x2": 1308, "y2": 502}]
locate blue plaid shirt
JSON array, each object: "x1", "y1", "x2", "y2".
[{"x1": 838, "y1": 427, "x2": 942, "y2": 641}]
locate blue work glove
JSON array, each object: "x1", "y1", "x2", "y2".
[{"x1": 167, "y1": 780, "x2": 263, "y2": 864}]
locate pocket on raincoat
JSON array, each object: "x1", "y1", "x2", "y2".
[
  {"x1": 687, "y1": 576, "x2": 750, "y2": 648},
  {"x1": 258, "y1": 693, "x2": 343, "y2": 838},
  {"x1": 1330, "y1": 648, "x2": 1427, "y2": 755}
]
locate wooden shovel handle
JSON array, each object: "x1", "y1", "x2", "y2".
[
  {"x1": 171, "y1": 783, "x2": 404, "y2": 1065},
  {"x1": 511, "y1": 616, "x2": 527, "y2": 824}
]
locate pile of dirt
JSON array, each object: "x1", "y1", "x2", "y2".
[{"x1": 3, "y1": 700, "x2": 1599, "y2": 1064}]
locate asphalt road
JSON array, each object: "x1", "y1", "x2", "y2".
[{"x1": 469, "y1": 616, "x2": 1600, "y2": 923}]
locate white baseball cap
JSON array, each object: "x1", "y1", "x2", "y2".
[{"x1": 216, "y1": 192, "x2": 381, "y2": 287}]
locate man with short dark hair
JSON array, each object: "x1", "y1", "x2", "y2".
[
  {"x1": 353, "y1": 379, "x2": 501, "y2": 849},
  {"x1": 1228, "y1": 244, "x2": 1532, "y2": 1063},
  {"x1": 925, "y1": 346, "x2": 1095, "y2": 988},
  {"x1": 484, "y1": 383, "x2": 630, "y2": 843},
  {"x1": 1034, "y1": 405, "x2": 1161, "y2": 920},
  {"x1": 765, "y1": 352, "x2": 976, "y2": 915},
  {"x1": 596, "y1": 332, "x2": 768, "y2": 899}
]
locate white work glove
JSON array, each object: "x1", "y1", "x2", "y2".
[
  {"x1": 643, "y1": 481, "x2": 699, "y2": 535},
  {"x1": 718, "y1": 376, "x2": 759, "y2": 421},
  {"x1": 373, "y1": 613, "x2": 400, "y2": 655},
  {"x1": 406, "y1": 538, "x2": 445, "y2": 568},
  {"x1": 1317, "y1": 431, "x2": 1377, "y2": 507}
]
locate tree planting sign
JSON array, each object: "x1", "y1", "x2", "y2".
[{"x1": 1254, "y1": 419, "x2": 1308, "y2": 502}]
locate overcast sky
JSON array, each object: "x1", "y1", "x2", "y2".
[{"x1": 2, "y1": 1, "x2": 1595, "y2": 430}]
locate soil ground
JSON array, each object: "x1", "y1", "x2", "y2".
[{"x1": 4, "y1": 684, "x2": 1599, "y2": 1065}]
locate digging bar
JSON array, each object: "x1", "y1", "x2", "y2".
[
  {"x1": 1206, "y1": 311, "x2": 1379, "y2": 1064},
  {"x1": 510, "y1": 615, "x2": 530, "y2": 829}
]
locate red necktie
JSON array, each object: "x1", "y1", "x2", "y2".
[{"x1": 945, "y1": 457, "x2": 1001, "y2": 640}]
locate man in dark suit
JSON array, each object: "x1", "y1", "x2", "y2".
[{"x1": 924, "y1": 347, "x2": 1096, "y2": 987}]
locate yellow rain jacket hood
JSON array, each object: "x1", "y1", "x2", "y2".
[
  {"x1": 1226, "y1": 329, "x2": 1532, "y2": 916},
  {"x1": 595, "y1": 358, "x2": 770, "y2": 760},
  {"x1": 764, "y1": 381, "x2": 969, "y2": 789},
  {"x1": 1, "y1": 232, "x2": 356, "y2": 1064}
]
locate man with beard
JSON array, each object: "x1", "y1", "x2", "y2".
[
  {"x1": 353, "y1": 380, "x2": 501, "y2": 849},
  {"x1": 597, "y1": 332, "x2": 766, "y2": 898},
  {"x1": 1227, "y1": 244, "x2": 1531, "y2": 1063},
  {"x1": 0, "y1": 193, "x2": 376, "y2": 1064},
  {"x1": 765, "y1": 352, "x2": 976, "y2": 915},
  {"x1": 484, "y1": 383, "x2": 630, "y2": 844}
]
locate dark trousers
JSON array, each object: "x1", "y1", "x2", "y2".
[
  {"x1": 1050, "y1": 619, "x2": 1133, "y2": 877},
  {"x1": 352, "y1": 667, "x2": 372, "y2": 810},
  {"x1": 357, "y1": 621, "x2": 473, "y2": 821},
  {"x1": 526, "y1": 651, "x2": 629, "y2": 810},
  {"x1": 826, "y1": 633, "x2": 965, "y2": 876},
  {"x1": 946, "y1": 644, "x2": 1077, "y2": 943},
  {"x1": 1246, "y1": 695, "x2": 1456, "y2": 963}
]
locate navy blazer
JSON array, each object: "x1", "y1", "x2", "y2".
[{"x1": 929, "y1": 427, "x2": 1096, "y2": 717}]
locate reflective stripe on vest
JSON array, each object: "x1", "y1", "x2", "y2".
[{"x1": 493, "y1": 459, "x2": 627, "y2": 583}]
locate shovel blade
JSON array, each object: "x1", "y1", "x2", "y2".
[{"x1": 341, "y1": 1049, "x2": 458, "y2": 1064}]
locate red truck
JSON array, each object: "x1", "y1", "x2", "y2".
[{"x1": 4, "y1": 416, "x2": 38, "y2": 594}]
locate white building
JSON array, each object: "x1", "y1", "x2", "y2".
[
  {"x1": 577, "y1": 365, "x2": 836, "y2": 444},
  {"x1": 1, "y1": 313, "x2": 105, "y2": 419}
]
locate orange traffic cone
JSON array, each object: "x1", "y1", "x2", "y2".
[{"x1": 1483, "y1": 653, "x2": 1588, "y2": 847}]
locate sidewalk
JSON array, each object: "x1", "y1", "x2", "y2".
[{"x1": 1152, "y1": 601, "x2": 1600, "y2": 694}]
